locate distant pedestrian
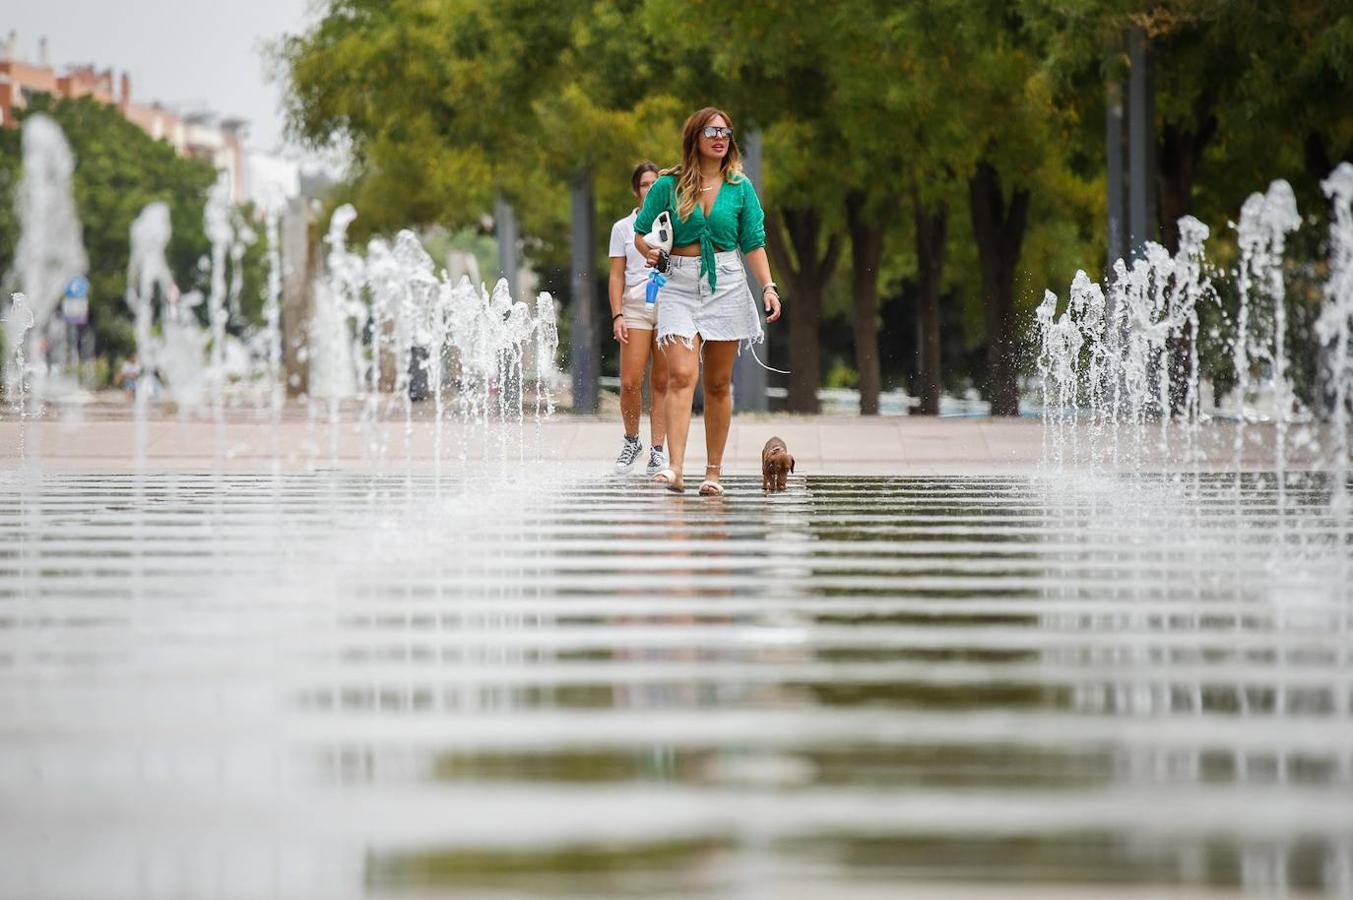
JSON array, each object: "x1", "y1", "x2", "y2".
[{"x1": 117, "y1": 353, "x2": 142, "y2": 400}]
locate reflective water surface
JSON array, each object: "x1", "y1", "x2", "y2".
[{"x1": 1, "y1": 472, "x2": 1350, "y2": 898}]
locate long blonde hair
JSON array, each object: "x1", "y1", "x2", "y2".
[{"x1": 662, "y1": 107, "x2": 744, "y2": 221}]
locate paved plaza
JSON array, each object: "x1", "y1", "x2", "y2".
[{"x1": 0, "y1": 396, "x2": 1335, "y2": 475}]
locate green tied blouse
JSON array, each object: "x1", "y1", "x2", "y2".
[{"x1": 634, "y1": 172, "x2": 766, "y2": 291}]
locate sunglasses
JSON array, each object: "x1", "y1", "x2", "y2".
[{"x1": 701, "y1": 126, "x2": 734, "y2": 141}]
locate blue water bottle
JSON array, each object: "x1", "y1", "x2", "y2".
[{"x1": 646, "y1": 266, "x2": 667, "y2": 307}]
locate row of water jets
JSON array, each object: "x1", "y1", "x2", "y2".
[
  {"x1": 310, "y1": 204, "x2": 559, "y2": 429},
  {"x1": 121, "y1": 180, "x2": 260, "y2": 411},
  {"x1": 7, "y1": 110, "x2": 1351, "y2": 475},
  {"x1": 1036, "y1": 163, "x2": 1353, "y2": 490},
  {"x1": 3, "y1": 114, "x2": 560, "y2": 445}
]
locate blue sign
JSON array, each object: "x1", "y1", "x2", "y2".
[{"x1": 64, "y1": 275, "x2": 90, "y2": 300}]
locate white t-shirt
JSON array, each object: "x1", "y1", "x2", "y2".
[{"x1": 609, "y1": 210, "x2": 649, "y2": 289}]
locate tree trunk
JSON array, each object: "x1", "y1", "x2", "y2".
[
  {"x1": 765, "y1": 207, "x2": 842, "y2": 414},
  {"x1": 1156, "y1": 105, "x2": 1216, "y2": 413},
  {"x1": 1304, "y1": 131, "x2": 1353, "y2": 189},
  {"x1": 912, "y1": 185, "x2": 947, "y2": 416},
  {"x1": 968, "y1": 161, "x2": 1029, "y2": 418},
  {"x1": 1156, "y1": 112, "x2": 1216, "y2": 253},
  {"x1": 786, "y1": 282, "x2": 823, "y2": 412},
  {"x1": 845, "y1": 191, "x2": 885, "y2": 416},
  {"x1": 1305, "y1": 132, "x2": 1333, "y2": 187}
]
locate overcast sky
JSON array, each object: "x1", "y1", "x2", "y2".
[{"x1": 3, "y1": 0, "x2": 317, "y2": 152}]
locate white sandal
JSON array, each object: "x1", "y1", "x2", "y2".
[
  {"x1": 654, "y1": 468, "x2": 684, "y2": 493},
  {"x1": 698, "y1": 465, "x2": 724, "y2": 497}
]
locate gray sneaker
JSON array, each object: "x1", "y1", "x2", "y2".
[
  {"x1": 646, "y1": 444, "x2": 667, "y2": 477},
  {"x1": 614, "y1": 436, "x2": 644, "y2": 474}
]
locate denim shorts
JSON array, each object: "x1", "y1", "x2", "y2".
[{"x1": 656, "y1": 251, "x2": 764, "y2": 350}]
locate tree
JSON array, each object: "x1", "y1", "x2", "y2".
[
  {"x1": 811, "y1": 0, "x2": 1075, "y2": 416},
  {"x1": 765, "y1": 199, "x2": 844, "y2": 413},
  {"x1": 830, "y1": 2, "x2": 910, "y2": 416},
  {"x1": 858, "y1": 0, "x2": 976, "y2": 416},
  {"x1": 939, "y1": 3, "x2": 1068, "y2": 416},
  {"x1": 1025, "y1": 0, "x2": 1353, "y2": 251},
  {"x1": 911, "y1": 181, "x2": 948, "y2": 415},
  {"x1": 844, "y1": 190, "x2": 891, "y2": 414},
  {"x1": 969, "y1": 161, "x2": 1031, "y2": 416},
  {"x1": 277, "y1": 0, "x2": 684, "y2": 245}
]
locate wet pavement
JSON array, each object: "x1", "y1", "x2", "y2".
[{"x1": 0, "y1": 469, "x2": 1350, "y2": 898}]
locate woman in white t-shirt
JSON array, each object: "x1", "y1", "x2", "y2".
[{"x1": 608, "y1": 161, "x2": 669, "y2": 475}]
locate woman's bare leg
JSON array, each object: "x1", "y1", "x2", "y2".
[
  {"x1": 659, "y1": 336, "x2": 702, "y2": 488},
  {"x1": 649, "y1": 333, "x2": 669, "y2": 448},
  {"x1": 618, "y1": 328, "x2": 653, "y2": 439},
  {"x1": 700, "y1": 340, "x2": 738, "y2": 487}
]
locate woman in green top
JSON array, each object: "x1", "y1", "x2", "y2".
[{"x1": 634, "y1": 107, "x2": 783, "y2": 495}]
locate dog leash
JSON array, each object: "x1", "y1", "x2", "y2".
[{"x1": 746, "y1": 340, "x2": 791, "y2": 375}]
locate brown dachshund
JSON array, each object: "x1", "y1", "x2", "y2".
[{"x1": 761, "y1": 436, "x2": 795, "y2": 492}]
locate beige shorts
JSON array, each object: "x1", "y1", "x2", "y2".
[{"x1": 621, "y1": 282, "x2": 658, "y2": 331}]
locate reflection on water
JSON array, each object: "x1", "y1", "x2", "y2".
[{"x1": 0, "y1": 472, "x2": 1350, "y2": 898}]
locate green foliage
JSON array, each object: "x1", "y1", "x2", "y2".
[
  {"x1": 275, "y1": 0, "x2": 684, "y2": 270},
  {"x1": 233, "y1": 203, "x2": 271, "y2": 327},
  {"x1": 825, "y1": 358, "x2": 860, "y2": 390},
  {"x1": 0, "y1": 128, "x2": 18, "y2": 289},
  {"x1": 277, "y1": 0, "x2": 1353, "y2": 401}
]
